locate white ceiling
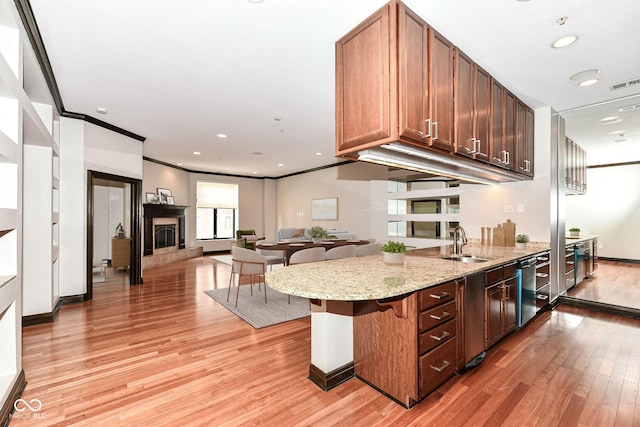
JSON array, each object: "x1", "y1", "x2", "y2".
[{"x1": 29, "y1": 0, "x2": 640, "y2": 176}]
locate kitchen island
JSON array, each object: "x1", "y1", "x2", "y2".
[{"x1": 265, "y1": 243, "x2": 550, "y2": 407}]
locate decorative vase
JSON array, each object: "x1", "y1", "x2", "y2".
[
  {"x1": 569, "y1": 231, "x2": 580, "y2": 237},
  {"x1": 312, "y1": 238, "x2": 323, "y2": 243},
  {"x1": 515, "y1": 242, "x2": 526, "y2": 250},
  {"x1": 383, "y1": 252, "x2": 405, "y2": 265}
]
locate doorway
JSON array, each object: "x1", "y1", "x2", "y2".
[{"x1": 86, "y1": 170, "x2": 143, "y2": 300}]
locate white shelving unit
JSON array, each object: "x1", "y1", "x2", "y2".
[
  {"x1": 0, "y1": 0, "x2": 62, "y2": 417},
  {"x1": 0, "y1": 0, "x2": 23, "y2": 414}
]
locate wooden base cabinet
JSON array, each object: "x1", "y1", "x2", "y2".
[
  {"x1": 354, "y1": 280, "x2": 461, "y2": 408},
  {"x1": 484, "y1": 263, "x2": 517, "y2": 349}
]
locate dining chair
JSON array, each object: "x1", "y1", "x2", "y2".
[
  {"x1": 288, "y1": 247, "x2": 326, "y2": 265},
  {"x1": 325, "y1": 244, "x2": 357, "y2": 260},
  {"x1": 286, "y1": 247, "x2": 326, "y2": 304},
  {"x1": 227, "y1": 246, "x2": 267, "y2": 307},
  {"x1": 257, "y1": 242, "x2": 285, "y2": 271},
  {"x1": 356, "y1": 243, "x2": 383, "y2": 257}
]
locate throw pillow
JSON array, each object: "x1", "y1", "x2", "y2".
[
  {"x1": 241, "y1": 235, "x2": 258, "y2": 242},
  {"x1": 292, "y1": 228, "x2": 305, "y2": 238}
]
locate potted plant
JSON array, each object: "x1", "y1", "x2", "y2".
[
  {"x1": 381, "y1": 241, "x2": 406, "y2": 265},
  {"x1": 515, "y1": 234, "x2": 529, "y2": 250},
  {"x1": 569, "y1": 227, "x2": 580, "y2": 237},
  {"x1": 308, "y1": 226, "x2": 329, "y2": 243}
]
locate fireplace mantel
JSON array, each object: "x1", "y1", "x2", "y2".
[{"x1": 143, "y1": 204, "x2": 188, "y2": 256}]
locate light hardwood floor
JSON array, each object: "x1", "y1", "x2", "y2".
[
  {"x1": 568, "y1": 260, "x2": 640, "y2": 310},
  {"x1": 12, "y1": 256, "x2": 640, "y2": 426}
]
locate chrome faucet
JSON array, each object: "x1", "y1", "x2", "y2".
[{"x1": 453, "y1": 226, "x2": 468, "y2": 255}]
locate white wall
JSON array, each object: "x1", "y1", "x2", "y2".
[
  {"x1": 59, "y1": 119, "x2": 143, "y2": 297},
  {"x1": 276, "y1": 162, "x2": 389, "y2": 240},
  {"x1": 460, "y1": 107, "x2": 552, "y2": 243},
  {"x1": 566, "y1": 164, "x2": 640, "y2": 260}
]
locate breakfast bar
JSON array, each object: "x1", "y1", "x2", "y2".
[{"x1": 265, "y1": 243, "x2": 550, "y2": 406}]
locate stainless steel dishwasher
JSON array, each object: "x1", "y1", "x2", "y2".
[{"x1": 463, "y1": 271, "x2": 486, "y2": 370}]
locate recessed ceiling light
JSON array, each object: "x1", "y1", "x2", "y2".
[
  {"x1": 600, "y1": 116, "x2": 622, "y2": 125},
  {"x1": 316, "y1": 152, "x2": 322, "y2": 156},
  {"x1": 247, "y1": 0, "x2": 264, "y2": 3},
  {"x1": 216, "y1": 134, "x2": 227, "y2": 138},
  {"x1": 578, "y1": 78, "x2": 599, "y2": 87},
  {"x1": 614, "y1": 134, "x2": 629, "y2": 143},
  {"x1": 193, "y1": 151, "x2": 201, "y2": 155},
  {"x1": 569, "y1": 69, "x2": 599, "y2": 81},
  {"x1": 252, "y1": 171, "x2": 258, "y2": 174},
  {"x1": 253, "y1": 152, "x2": 263, "y2": 155},
  {"x1": 96, "y1": 107, "x2": 108, "y2": 114},
  {"x1": 177, "y1": 162, "x2": 183, "y2": 166},
  {"x1": 551, "y1": 35, "x2": 578, "y2": 48},
  {"x1": 608, "y1": 130, "x2": 625, "y2": 135},
  {"x1": 556, "y1": 16, "x2": 568, "y2": 25},
  {"x1": 278, "y1": 163, "x2": 284, "y2": 167}
]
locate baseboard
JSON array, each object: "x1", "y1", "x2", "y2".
[
  {"x1": 22, "y1": 297, "x2": 64, "y2": 326},
  {"x1": 1, "y1": 369, "x2": 26, "y2": 427},
  {"x1": 558, "y1": 296, "x2": 640, "y2": 319},
  {"x1": 308, "y1": 362, "x2": 354, "y2": 391},
  {"x1": 598, "y1": 257, "x2": 640, "y2": 264},
  {"x1": 60, "y1": 294, "x2": 87, "y2": 305}
]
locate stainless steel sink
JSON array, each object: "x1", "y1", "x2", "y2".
[{"x1": 441, "y1": 254, "x2": 491, "y2": 263}]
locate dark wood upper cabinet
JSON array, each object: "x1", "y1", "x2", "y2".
[
  {"x1": 335, "y1": 0, "x2": 534, "y2": 180},
  {"x1": 515, "y1": 100, "x2": 526, "y2": 175},
  {"x1": 428, "y1": 30, "x2": 455, "y2": 152},
  {"x1": 524, "y1": 106, "x2": 535, "y2": 177},
  {"x1": 335, "y1": 4, "x2": 392, "y2": 152},
  {"x1": 503, "y1": 90, "x2": 517, "y2": 172},
  {"x1": 455, "y1": 50, "x2": 490, "y2": 161}
]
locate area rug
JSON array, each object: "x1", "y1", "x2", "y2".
[
  {"x1": 210, "y1": 255, "x2": 233, "y2": 265},
  {"x1": 204, "y1": 286, "x2": 310, "y2": 329}
]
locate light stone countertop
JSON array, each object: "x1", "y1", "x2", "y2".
[{"x1": 265, "y1": 243, "x2": 551, "y2": 301}]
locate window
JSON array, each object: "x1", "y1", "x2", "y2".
[{"x1": 196, "y1": 182, "x2": 238, "y2": 240}]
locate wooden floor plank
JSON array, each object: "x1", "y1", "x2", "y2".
[{"x1": 10, "y1": 257, "x2": 640, "y2": 426}]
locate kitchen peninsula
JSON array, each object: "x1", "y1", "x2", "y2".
[{"x1": 266, "y1": 243, "x2": 551, "y2": 407}]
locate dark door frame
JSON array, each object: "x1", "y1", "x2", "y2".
[{"x1": 86, "y1": 170, "x2": 143, "y2": 300}]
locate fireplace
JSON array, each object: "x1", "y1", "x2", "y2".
[
  {"x1": 155, "y1": 224, "x2": 176, "y2": 250},
  {"x1": 143, "y1": 204, "x2": 187, "y2": 256}
]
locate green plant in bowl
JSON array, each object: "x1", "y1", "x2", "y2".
[
  {"x1": 516, "y1": 234, "x2": 529, "y2": 244},
  {"x1": 381, "y1": 241, "x2": 406, "y2": 253}
]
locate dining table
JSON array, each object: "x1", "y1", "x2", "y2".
[{"x1": 256, "y1": 239, "x2": 369, "y2": 265}]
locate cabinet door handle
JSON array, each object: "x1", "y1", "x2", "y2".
[
  {"x1": 537, "y1": 256, "x2": 548, "y2": 262},
  {"x1": 429, "y1": 331, "x2": 451, "y2": 342},
  {"x1": 536, "y1": 272, "x2": 549, "y2": 278},
  {"x1": 430, "y1": 311, "x2": 450, "y2": 321},
  {"x1": 504, "y1": 151, "x2": 510, "y2": 165},
  {"x1": 423, "y1": 118, "x2": 432, "y2": 138},
  {"x1": 430, "y1": 291, "x2": 450, "y2": 300},
  {"x1": 567, "y1": 261, "x2": 574, "y2": 265},
  {"x1": 524, "y1": 159, "x2": 531, "y2": 172},
  {"x1": 430, "y1": 360, "x2": 451, "y2": 373},
  {"x1": 432, "y1": 121, "x2": 439, "y2": 140},
  {"x1": 475, "y1": 139, "x2": 486, "y2": 157}
]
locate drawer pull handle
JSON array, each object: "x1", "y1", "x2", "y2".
[
  {"x1": 430, "y1": 311, "x2": 450, "y2": 321},
  {"x1": 536, "y1": 294, "x2": 549, "y2": 300},
  {"x1": 536, "y1": 273, "x2": 549, "y2": 278},
  {"x1": 536, "y1": 256, "x2": 548, "y2": 261},
  {"x1": 430, "y1": 360, "x2": 451, "y2": 373},
  {"x1": 430, "y1": 292, "x2": 450, "y2": 300},
  {"x1": 429, "y1": 331, "x2": 451, "y2": 342}
]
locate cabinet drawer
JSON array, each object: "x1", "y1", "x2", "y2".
[
  {"x1": 535, "y1": 263, "x2": 550, "y2": 289},
  {"x1": 503, "y1": 262, "x2": 517, "y2": 279},
  {"x1": 419, "y1": 318, "x2": 456, "y2": 355},
  {"x1": 419, "y1": 281, "x2": 456, "y2": 311},
  {"x1": 485, "y1": 265, "x2": 503, "y2": 286},
  {"x1": 536, "y1": 283, "x2": 549, "y2": 310},
  {"x1": 536, "y1": 252, "x2": 550, "y2": 265},
  {"x1": 419, "y1": 300, "x2": 456, "y2": 332},
  {"x1": 419, "y1": 338, "x2": 457, "y2": 397}
]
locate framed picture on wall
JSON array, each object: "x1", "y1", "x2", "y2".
[
  {"x1": 146, "y1": 192, "x2": 158, "y2": 204},
  {"x1": 311, "y1": 197, "x2": 338, "y2": 220},
  {"x1": 157, "y1": 188, "x2": 172, "y2": 204},
  {"x1": 166, "y1": 196, "x2": 175, "y2": 205}
]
